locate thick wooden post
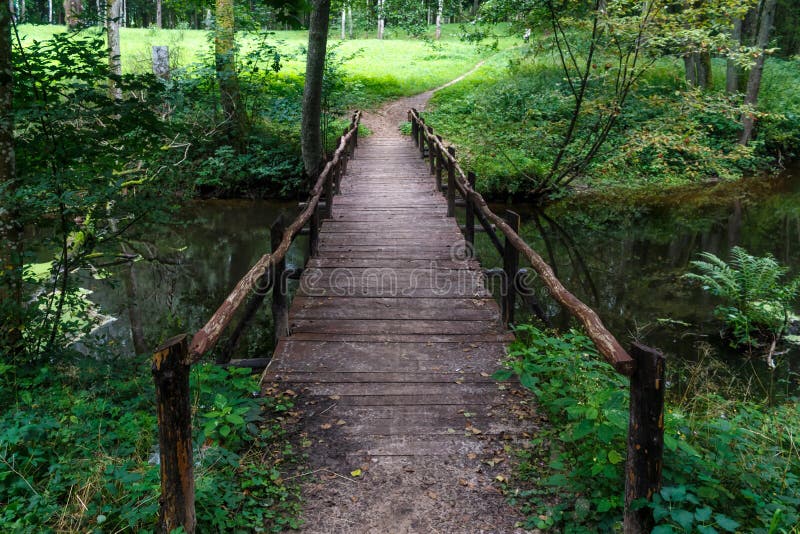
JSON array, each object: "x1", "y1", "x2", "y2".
[
  {"x1": 271, "y1": 215, "x2": 289, "y2": 344},
  {"x1": 501, "y1": 210, "x2": 520, "y2": 327},
  {"x1": 446, "y1": 146, "x2": 456, "y2": 217},
  {"x1": 427, "y1": 127, "x2": 436, "y2": 174},
  {"x1": 435, "y1": 135, "x2": 444, "y2": 191},
  {"x1": 411, "y1": 111, "x2": 419, "y2": 145},
  {"x1": 465, "y1": 171, "x2": 476, "y2": 254},
  {"x1": 152, "y1": 334, "x2": 196, "y2": 534},
  {"x1": 624, "y1": 343, "x2": 666, "y2": 534}
]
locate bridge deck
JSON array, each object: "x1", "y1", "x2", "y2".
[{"x1": 263, "y1": 136, "x2": 524, "y2": 532}]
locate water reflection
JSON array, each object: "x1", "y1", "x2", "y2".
[
  {"x1": 84, "y1": 199, "x2": 300, "y2": 358},
  {"x1": 490, "y1": 165, "x2": 800, "y2": 393}
]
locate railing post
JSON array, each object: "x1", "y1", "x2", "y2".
[
  {"x1": 418, "y1": 118, "x2": 426, "y2": 157},
  {"x1": 324, "y1": 169, "x2": 334, "y2": 219},
  {"x1": 501, "y1": 210, "x2": 520, "y2": 327},
  {"x1": 152, "y1": 334, "x2": 196, "y2": 534},
  {"x1": 271, "y1": 215, "x2": 289, "y2": 344},
  {"x1": 309, "y1": 202, "x2": 319, "y2": 258},
  {"x1": 411, "y1": 110, "x2": 419, "y2": 146},
  {"x1": 624, "y1": 343, "x2": 666, "y2": 534},
  {"x1": 427, "y1": 127, "x2": 436, "y2": 174},
  {"x1": 446, "y1": 146, "x2": 456, "y2": 217},
  {"x1": 465, "y1": 171, "x2": 476, "y2": 253},
  {"x1": 435, "y1": 135, "x2": 444, "y2": 191}
]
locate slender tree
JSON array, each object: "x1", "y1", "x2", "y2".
[
  {"x1": 740, "y1": 0, "x2": 778, "y2": 145},
  {"x1": 215, "y1": 0, "x2": 247, "y2": 150},
  {"x1": 435, "y1": 0, "x2": 443, "y2": 39},
  {"x1": 301, "y1": 0, "x2": 331, "y2": 179},
  {"x1": 107, "y1": 0, "x2": 122, "y2": 99}
]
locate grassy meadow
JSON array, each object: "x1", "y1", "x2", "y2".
[{"x1": 16, "y1": 23, "x2": 515, "y2": 103}]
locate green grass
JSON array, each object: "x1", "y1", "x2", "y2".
[{"x1": 16, "y1": 23, "x2": 516, "y2": 103}]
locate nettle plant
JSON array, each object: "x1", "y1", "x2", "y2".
[{"x1": 686, "y1": 247, "x2": 800, "y2": 348}]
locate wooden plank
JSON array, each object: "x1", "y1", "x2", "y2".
[
  {"x1": 270, "y1": 371, "x2": 496, "y2": 383},
  {"x1": 284, "y1": 333, "x2": 513, "y2": 343},
  {"x1": 291, "y1": 296, "x2": 499, "y2": 321},
  {"x1": 289, "y1": 319, "x2": 502, "y2": 335}
]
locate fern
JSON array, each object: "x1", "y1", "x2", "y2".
[{"x1": 686, "y1": 247, "x2": 800, "y2": 347}]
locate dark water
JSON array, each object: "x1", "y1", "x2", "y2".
[
  {"x1": 84, "y1": 167, "x2": 800, "y2": 394},
  {"x1": 83, "y1": 199, "x2": 300, "y2": 357},
  {"x1": 479, "y1": 163, "x2": 800, "y2": 395}
]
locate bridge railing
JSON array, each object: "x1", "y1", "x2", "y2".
[
  {"x1": 409, "y1": 108, "x2": 665, "y2": 533},
  {"x1": 151, "y1": 111, "x2": 361, "y2": 534}
]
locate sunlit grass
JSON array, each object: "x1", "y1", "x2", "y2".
[{"x1": 16, "y1": 23, "x2": 517, "y2": 102}]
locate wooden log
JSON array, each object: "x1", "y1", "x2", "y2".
[
  {"x1": 325, "y1": 165, "x2": 334, "y2": 218},
  {"x1": 271, "y1": 215, "x2": 289, "y2": 344},
  {"x1": 624, "y1": 343, "x2": 666, "y2": 533},
  {"x1": 502, "y1": 210, "x2": 520, "y2": 327},
  {"x1": 447, "y1": 146, "x2": 456, "y2": 217},
  {"x1": 465, "y1": 171, "x2": 476, "y2": 254},
  {"x1": 411, "y1": 110, "x2": 419, "y2": 145},
  {"x1": 152, "y1": 334, "x2": 195, "y2": 534}
]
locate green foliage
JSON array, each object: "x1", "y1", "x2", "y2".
[
  {"x1": 686, "y1": 247, "x2": 800, "y2": 346},
  {"x1": 0, "y1": 359, "x2": 301, "y2": 532},
  {"x1": 502, "y1": 325, "x2": 800, "y2": 532}
]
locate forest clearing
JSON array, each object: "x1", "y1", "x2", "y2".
[{"x1": 2, "y1": 1, "x2": 800, "y2": 532}]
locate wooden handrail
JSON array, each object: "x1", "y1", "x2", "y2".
[
  {"x1": 188, "y1": 111, "x2": 362, "y2": 363},
  {"x1": 408, "y1": 109, "x2": 634, "y2": 376}
]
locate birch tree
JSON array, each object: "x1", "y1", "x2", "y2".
[{"x1": 215, "y1": 0, "x2": 247, "y2": 150}]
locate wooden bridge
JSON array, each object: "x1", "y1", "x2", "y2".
[{"x1": 152, "y1": 111, "x2": 666, "y2": 533}]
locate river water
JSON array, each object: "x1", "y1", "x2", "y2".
[{"x1": 84, "y1": 166, "x2": 800, "y2": 392}]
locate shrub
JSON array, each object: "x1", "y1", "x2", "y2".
[{"x1": 685, "y1": 247, "x2": 800, "y2": 347}]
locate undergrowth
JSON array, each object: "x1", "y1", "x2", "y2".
[
  {"x1": 0, "y1": 357, "x2": 302, "y2": 532},
  {"x1": 499, "y1": 325, "x2": 800, "y2": 533}
]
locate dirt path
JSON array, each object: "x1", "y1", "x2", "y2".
[{"x1": 360, "y1": 60, "x2": 486, "y2": 137}]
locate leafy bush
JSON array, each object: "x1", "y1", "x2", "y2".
[
  {"x1": 500, "y1": 325, "x2": 800, "y2": 532},
  {"x1": 686, "y1": 247, "x2": 800, "y2": 347},
  {"x1": 0, "y1": 358, "x2": 301, "y2": 532}
]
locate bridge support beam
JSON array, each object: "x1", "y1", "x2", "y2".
[
  {"x1": 271, "y1": 215, "x2": 289, "y2": 344},
  {"x1": 447, "y1": 146, "x2": 456, "y2": 217},
  {"x1": 501, "y1": 210, "x2": 520, "y2": 327}
]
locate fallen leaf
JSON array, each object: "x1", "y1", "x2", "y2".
[
  {"x1": 320, "y1": 423, "x2": 332, "y2": 430},
  {"x1": 467, "y1": 453, "x2": 477, "y2": 460},
  {"x1": 480, "y1": 372, "x2": 490, "y2": 377},
  {"x1": 336, "y1": 419, "x2": 346, "y2": 426},
  {"x1": 350, "y1": 469, "x2": 362, "y2": 477},
  {"x1": 426, "y1": 491, "x2": 438, "y2": 500},
  {"x1": 329, "y1": 395, "x2": 341, "y2": 400}
]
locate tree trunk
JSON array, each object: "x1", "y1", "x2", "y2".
[
  {"x1": 63, "y1": 0, "x2": 81, "y2": 27},
  {"x1": 301, "y1": 0, "x2": 331, "y2": 179},
  {"x1": 726, "y1": 17, "x2": 743, "y2": 94},
  {"x1": 472, "y1": 0, "x2": 478, "y2": 15},
  {"x1": 740, "y1": 0, "x2": 778, "y2": 145},
  {"x1": 107, "y1": 0, "x2": 122, "y2": 99},
  {"x1": 347, "y1": 6, "x2": 352, "y2": 38},
  {"x1": 377, "y1": 0, "x2": 384, "y2": 39},
  {"x1": 685, "y1": 51, "x2": 711, "y2": 89},
  {"x1": 156, "y1": 0, "x2": 162, "y2": 28},
  {"x1": 435, "y1": 0, "x2": 442, "y2": 40},
  {"x1": 215, "y1": 0, "x2": 247, "y2": 151},
  {"x1": 0, "y1": 3, "x2": 22, "y2": 361},
  {"x1": 341, "y1": 7, "x2": 345, "y2": 39},
  {"x1": 48, "y1": 0, "x2": 52, "y2": 23}
]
